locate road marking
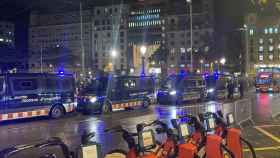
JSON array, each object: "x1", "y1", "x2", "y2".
[
  {"x1": 243, "y1": 146, "x2": 280, "y2": 152},
  {"x1": 254, "y1": 127, "x2": 280, "y2": 143},
  {"x1": 255, "y1": 124, "x2": 280, "y2": 128}
]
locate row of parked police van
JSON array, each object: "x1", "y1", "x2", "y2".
[{"x1": 0, "y1": 73, "x2": 240, "y2": 122}]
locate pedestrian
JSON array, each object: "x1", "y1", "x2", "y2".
[{"x1": 227, "y1": 80, "x2": 234, "y2": 99}]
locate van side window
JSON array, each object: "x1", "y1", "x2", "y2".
[{"x1": 13, "y1": 79, "x2": 38, "y2": 91}]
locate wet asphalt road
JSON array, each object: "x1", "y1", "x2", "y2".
[{"x1": 0, "y1": 92, "x2": 280, "y2": 158}]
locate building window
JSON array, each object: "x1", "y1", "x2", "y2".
[
  {"x1": 259, "y1": 46, "x2": 264, "y2": 52},
  {"x1": 269, "y1": 38, "x2": 273, "y2": 44},
  {"x1": 249, "y1": 29, "x2": 254, "y2": 35},
  {"x1": 259, "y1": 54, "x2": 263, "y2": 61},
  {"x1": 97, "y1": 9, "x2": 100, "y2": 15},
  {"x1": 275, "y1": 28, "x2": 278, "y2": 34},
  {"x1": 120, "y1": 32, "x2": 124, "y2": 37},
  {"x1": 269, "y1": 54, "x2": 273, "y2": 60},
  {"x1": 259, "y1": 38, "x2": 263, "y2": 44},
  {"x1": 269, "y1": 28, "x2": 273, "y2": 34},
  {"x1": 170, "y1": 33, "x2": 175, "y2": 38},
  {"x1": 115, "y1": 8, "x2": 118, "y2": 13},
  {"x1": 269, "y1": 46, "x2": 274, "y2": 51},
  {"x1": 264, "y1": 28, "x2": 268, "y2": 34},
  {"x1": 171, "y1": 48, "x2": 175, "y2": 54},
  {"x1": 180, "y1": 48, "x2": 186, "y2": 53},
  {"x1": 94, "y1": 20, "x2": 100, "y2": 25}
]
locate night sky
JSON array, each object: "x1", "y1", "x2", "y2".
[{"x1": 0, "y1": 0, "x2": 248, "y2": 56}]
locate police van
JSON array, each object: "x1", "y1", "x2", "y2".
[
  {"x1": 77, "y1": 75, "x2": 156, "y2": 114},
  {"x1": 157, "y1": 75, "x2": 206, "y2": 105},
  {"x1": 0, "y1": 73, "x2": 76, "y2": 122}
]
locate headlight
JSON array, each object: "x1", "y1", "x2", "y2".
[
  {"x1": 207, "y1": 88, "x2": 214, "y2": 93},
  {"x1": 169, "y1": 90, "x2": 177, "y2": 95},
  {"x1": 90, "y1": 97, "x2": 97, "y2": 103}
]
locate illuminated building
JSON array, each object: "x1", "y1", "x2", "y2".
[
  {"x1": 93, "y1": 4, "x2": 129, "y2": 72},
  {"x1": 245, "y1": 2, "x2": 280, "y2": 74},
  {"x1": 0, "y1": 21, "x2": 15, "y2": 47},
  {"x1": 128, "y1": 1, "x2": 164, "y2": 74},
  {"x1": 165, "y1": 0, "x2": 215, "y2": 74}
]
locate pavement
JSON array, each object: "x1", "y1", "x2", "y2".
[{"x1": 0, "y1": 92, "x2": 279, "y2": 158}]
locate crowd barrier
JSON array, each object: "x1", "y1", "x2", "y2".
[
  {"x1": 174, "y1": 99, "x2": 253, "y2": 127},
  {"x1": 271, "y1": 96, "x2": 280, "y2": 119}
]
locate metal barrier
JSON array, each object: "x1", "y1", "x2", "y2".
[
  {"x1": 271, "y1": 96, "x2": 280, "y2": 119},
  {"x1": 158, "y1": 99, "x2": 253, "y2": 127},
  {"x1": 221, "y1": 99, "x2": 253, "y2": 127},
  {"x1": 233, "y1": 99, "x2": 253, "y2": 126}
]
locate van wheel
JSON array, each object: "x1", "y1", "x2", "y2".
[
  {"x1": 50, "y1": 105, "x2": 64, "y2": 119},
  {"x1": 102, "y1": 101, "x2": 112, "y2": 114}
]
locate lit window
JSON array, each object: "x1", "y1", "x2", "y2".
[
  {"x1": 278, "y1": 44, "x2": 280, "y2": 49},
  {"x1": 275, "y1": 28, "x2": 279, "y2": 34},
  {"x1": 264, "y1": 28, "x2": 268, "y2": 34},
  {"x1": 259, "y1": 46, "x2": 264, "y2": 52},
  {"x1": 269, "y1": 38, "x2": 273, "y2": 44},
  {"x1": 259, "y1": 38, "x2": 263, "y2": 44},
  {"x1": 171, "y1": 48, "x2": 175, "y2": 54},
  {"x1": 259, "y1": 55, "x2": 263, "y2": 61},
  {"x1": 0, "y1": 38, "x2": 3, "y2": 42},
  {"x1": 269, "y1": 46, "x2": 274, "y2": 51},
  {"x1": 269, "y1": 54, "x2": 273, "y2": 60},
  {"x1": 249, "y1": 29, "x2": 254, "y2": 35},
  {"x1": 269, "y1": 28, "x2": 273, "y2": 34},
  {"x1": 181, "y1": 48, "x2": 186, "y2": 53}
]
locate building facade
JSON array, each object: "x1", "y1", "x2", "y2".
[
  {"x1": 245, "y1": 12, "x2": 280, "y2": 74},
  {"x1": 128, "y1": 1, "x2": 165, "y2": 75},
  {"x1": 0, "y1": 21, "x2": 15, "y2": 47},
  {"x1": 29, "y1": 10, "x2": 93, "y2": 76},
  {"x1": 165, "y1": 0, "x2": 215, "y2": 74},
  {"x1": 92, "y1": 4, "x2": 129, "y2": 73}
]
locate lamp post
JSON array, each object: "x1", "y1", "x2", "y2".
[
  {"x1": 111, "y1": 49, "x2": 117, "y2": 72},
  {"x1": 200, "y1": 59, "x2": 204, "y2": 73},
  {"x1": 186, "y1": 0, "x2": 193, "y2": 72},
  {"x1": 220, "y1": 57, "x2": 226, "y2": 73},
  {"x1": 140, "y1": 46, "x2": 147, "y2": 75}
]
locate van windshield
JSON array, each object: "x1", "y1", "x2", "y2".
[{"x1": 82, "y1": 77, "x2": 108, "y2": 95}]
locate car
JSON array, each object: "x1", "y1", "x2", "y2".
[
  {"x1": 0, "y1": 73, "x2": 76, "y2": 121},
  {"x1": 77, "y1": 75, "x2": 156, "y2": 114},
  {"x1": 157, "y1": 75, "x2": 206, "y2": 105}
]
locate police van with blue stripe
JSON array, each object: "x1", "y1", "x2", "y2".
[
  {"x1": 0, "y1": 73, "x2": 76, "y2": 122},
  {"x1": 77, "y1": 75, "x2": 156, "y2": 114}
]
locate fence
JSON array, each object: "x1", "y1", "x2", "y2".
[
  {"x1": 221, "y1": 99, "x2": 253, "y2": 127},
  {"x1": 271, "y1": 96, "x2": 280, "y2": 119},
  {"x1": 171, "y1": 99, "x2": 253, "y2": 126}
]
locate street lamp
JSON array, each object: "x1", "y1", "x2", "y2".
[
  {"x1": 186, "y1": 0, "x2": 193, "y2": 72},
  {"x1": 111, "y1": 50, "x2": 117, "y2": 58},
  {"x1": 220, "y1": 57, "x2": 226, "y2": 73},
  {"x1": 111, "y1": 49, "x2": 118, "y2": 72},
  {"x1": 200, "y1": 59, "x2": 204, "y2": 73},
  {"x1": 220, "y1": 58, "x2": 226, "y2": 65},
  {"x1": 140, "y1": 46, "x2": 147, "y2": 75}
]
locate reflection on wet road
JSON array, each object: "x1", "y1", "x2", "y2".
[{"x1": 0, "y1": 92, "x2": 279, "y2": 157}]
